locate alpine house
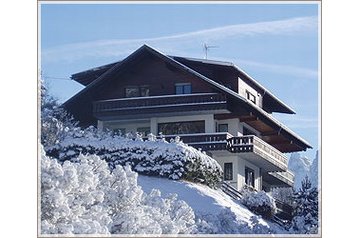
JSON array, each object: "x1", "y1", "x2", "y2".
[{"x1": 63, "y1": 45, "x2": 312, "y2": 192}]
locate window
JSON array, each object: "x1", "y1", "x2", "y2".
[
  {"x1": 158, "y1": 120, "x2": 205, "y2": 135},
  {"x1": 245, "y1": 167, "x2": 255, "y2": 187},
  {"x1": 218, "y1": 123, "x2": 228, "y2": 132},
  {"x1": 125, "y1": 86, "x2": 140, "y2": 98},
  {"x1": 113, "y1": 128, "x2": 126, "y2": 135},
  {"x1": 125, "y1": 86, "x2": 149, "y2": 98},
  {"x1": 137, "y1": 127, "x2": 150, "y2": 136},
  {"x1": 246, "y1": 90, "x2": 256, "y2": 104},
  {"x1": 140, "y1": 86, "x2": 150, "y2": 97},
  {"x1": 224, "y1": 163, "x2": 233, "y2": 180},
  {"x1": 175, "y1": 83, "x2": 192, "y2": 94}
]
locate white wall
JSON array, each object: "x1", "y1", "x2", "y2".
[
  {"x1": 236, "y1": 158, "x2": 262, "y2": 191},
  {"x1": 238, "y1": 77, "x2": 262, "y2": 108},
  {"x1": 213, "y1": 152, "x2": 262, "y2": 191},
  {"x1": 216, "y1": 118, "x2": 243, "y2": 136}
]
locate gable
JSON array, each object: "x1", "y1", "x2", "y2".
[{"x1": 95, "y1": 53, "x2": 215, "y2": 100}]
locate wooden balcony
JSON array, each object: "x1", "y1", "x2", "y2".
[
  {"x1": 263, "y1": 170, "x2": 294, "y2": 188},
  {"x1": 93, "y1": 93, "x2": 228, "y2": 120},
  {"x1": 160, "y1": 133, "x2": 288, "y2": 172},
  {"x1": 163, "y1": 132, "x2": 233, "y2": 151},
  {"x1": 227, "y1": 135, "x2": 288, "y2": 172}
]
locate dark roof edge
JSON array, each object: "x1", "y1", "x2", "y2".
[
  {"x1": 71, "y1": 61, "x2": 119, "y2": 79},
  {"x1": 170, "y1": 55, "x2": 296, "y2": 114},
  {"x1": 232, "y1": 64, "x2": 296, "y2": 114}
]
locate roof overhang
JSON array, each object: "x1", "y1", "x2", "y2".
[{"x1": 63, "y1": 44, "x2": 312, "y2": 152}]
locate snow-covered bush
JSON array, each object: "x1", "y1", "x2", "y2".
[
  {"x1": 46, "y1": 129, "x2": 223, "y2": 188},
  {"x1": 195, "y1": 209, "x2": 275, "y2": 234},
  {"x1": 289, "y1": 176, "x2": 318, "y2": 234},
  {"x1": 241, "y1": 189, "x2": 277, "y2": 219},
  {"x1": 41, "y1": 147, "x2": 196, "y2": 235}
]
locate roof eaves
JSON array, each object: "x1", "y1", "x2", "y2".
[
  {"x1": 251, "y1": 103, "x2": 312, "y2": 149},
  {"x1": 71, "y1": 62, "x2": 119, "y2": 79},
  {"x1": 171, "y1": 55, "x2": 296, "y2": 114},
  {"x1": 232, "y1": 64, "x2": 296, "y2": 114},
  {"x1": 162, "y1": 51, "x2": 310, "y2": 148}
]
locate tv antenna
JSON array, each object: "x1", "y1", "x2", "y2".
[{"x1": 203, "y1": 43, "x2": 219, "y2": 59}]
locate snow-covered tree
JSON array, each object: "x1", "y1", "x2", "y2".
[
  {"x1": 40, "y1": 147, "x2": 196, "y2": 235},
  {"x1": 290, "y1": 176, "x2": 318, "y2": 234},
  {"x1": 40, "y1": 81, "x2": 78, "y2": 148},
  {"x1": 271, "y1": 187, "x2": 294, "y2": 206}
]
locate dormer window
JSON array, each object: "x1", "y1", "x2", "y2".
[
  {"x1": 175, "y1": 83, "x2": 192, "y2": 94},
  {"x1": 246, "y1": 90, "x2": 256, "y2": 104}
]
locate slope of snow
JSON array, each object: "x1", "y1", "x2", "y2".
[
  {"x1": 288, "y1": 153, "x2": 311, "y2": 189},
  {"x1": 138, "y1": 175, "x2": 286, "y2": 234}
]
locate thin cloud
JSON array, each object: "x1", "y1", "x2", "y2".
[
  {"x1": 42, "y1": 16, "x2": 318, "y2": 63},
  {"x1": 235, "y1": 59, "x2": 318, "y2": 79}
]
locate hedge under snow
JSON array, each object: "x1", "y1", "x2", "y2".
[
  {"x1": 45, "y1": 127, "x2": 223, "y2": 187},
  {"x1": 241, "y1": 189, "x2": 277, "y2": 219},
  {"x1": 41, "y1": 147, "x2": 197, "y2": 234}
]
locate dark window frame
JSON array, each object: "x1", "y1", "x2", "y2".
[
  {"x1": 224, "y1": 162, "x2": 233, "y2": 181},
  {"x1": 218, "y1": 123, "x2": 229, "y2": 133},
  {"x1": 246, "y1": 90, "x2": 256, "y2": 104},
  {"x1": 125, "y1": 85, "x2": 150, "y2": 98},
  {"x1": 158, "y1": 120, "x2": 205, "y2": 135},
  {"x1": 245, "y1": 166, "x2": 255, "y2": 187},
  {"x1": 175, "y1": 83, "x2": 192, "y2": 95},
  {"x1": 137, "y1": 127, "x2": 151, "y2": 136},
  {"x1": 113, "y1": 128, "x2": 126, "y2": 135}
]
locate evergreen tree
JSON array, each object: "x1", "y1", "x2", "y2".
[{"x1": 290, "y1": 176, "x2": 318, "y2": 234}]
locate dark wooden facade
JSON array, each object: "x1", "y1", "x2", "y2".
[{"x1": 64, "y1": 45, "x2": 312, "y2": 153}]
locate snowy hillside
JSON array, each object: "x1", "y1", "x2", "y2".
[
  {"x1": 137, "y1": 175, "x2": 286, "y2": 234},
  {"x1": 41, "y1": 147, "x2": 286, "y2": 234},
  {"x1": 288, "y1": 153, "x2": 311, "y2": 189}
]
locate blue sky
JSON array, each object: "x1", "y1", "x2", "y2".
[{"x1": 40, "y1": 2, "x2": 320, "y2": 161}]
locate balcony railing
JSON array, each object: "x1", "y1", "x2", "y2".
[
  {"x1": 156, "y1": 133, "x2": 288, "y2": 172},
  {"x1": 163, "y1": 132, "x2": 232, "y2": 151},
  {"x1": 268, "y1": 170, "x2": 295, "y2": 187},
  {"x1": 93, "y1": 93, "x2": 227, "y2": 118},
  {"x1": 227, "y1": 135, "x2": 288, "y2": 171}
]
